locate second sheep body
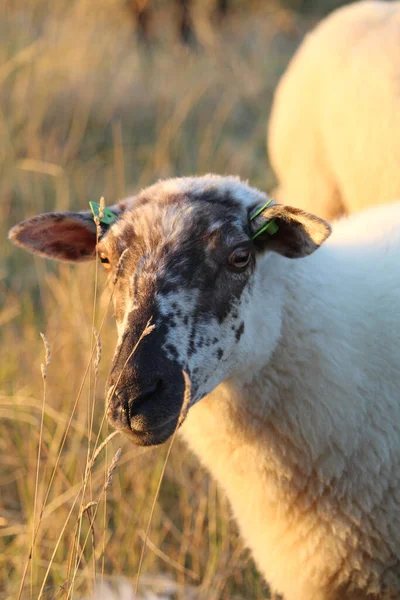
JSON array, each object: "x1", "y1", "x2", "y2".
[{"x1": 268, "y1": 0, "x2": 400, "y2": 220}]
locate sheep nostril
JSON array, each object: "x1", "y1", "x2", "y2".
[
  {"x1": 113, "y1": 379, "x2": 165, "y2": 431},
  {"x1": 115, "y1": 388, "x2": 131, "y2": 423},
  {"x1": 130, "y1": 378, "x2": 164, "y2": 414}
]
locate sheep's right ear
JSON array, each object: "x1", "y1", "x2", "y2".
[{"x1": 8, "y1": 209, "x2": 119, "y2": 263}]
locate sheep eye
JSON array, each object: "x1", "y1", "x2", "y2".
[
  {"x1": 99, "y1": 252, "x2": 110, "y2": 268},
  {"x1": 228, "y1": 248, "x2": 252, "y2": 271}
]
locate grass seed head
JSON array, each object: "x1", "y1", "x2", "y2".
[
  {"x1": 39, "y1": 332, "x2": 51, "y2": 379},
  {"x1": 113, "y1": 248, "x2": 129, "y2": 285},
  {"x1": 93, "y1": 326, "x2": 102, "y2": 375},
  {"x1": 104, "y1": 447, "x2": 122, "y2": 492},
  {"x1": 99, "y1": 196, "x2": 105, "y2": 220}
]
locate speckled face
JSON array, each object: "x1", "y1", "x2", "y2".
[
  {"x1": 101, "y1": 179, "x2": 259, "y2": 445},
  {"x1": 9, "y1": 174, "x2": 331, "y2": 447}
]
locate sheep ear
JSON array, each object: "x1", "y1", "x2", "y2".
[
  {"x1": 250, "y1": 204, "x2": 331, "y2": 258},
  {"x1": 8, "y1": 205, "x2": 123, "y2": 263}
]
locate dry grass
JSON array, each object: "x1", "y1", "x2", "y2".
[{"x1": 0, "y1": 0, "x2": 333, "y2": 598}]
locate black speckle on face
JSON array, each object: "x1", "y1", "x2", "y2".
[
  {"x1": 164, "y1": 313, "x2": 176, "y2": 328},
  {"x1": 183, "y1": 316, "x2": 189, "y2": 326},
  {"x1": 188, "y1": 340, "x2": 196, "y2": 358},
  {"x1": 187, "y1": 320, "x2": 198, "y2": 358},
  {"x1": 235, "y1": 322, "x2": 245, "y2": 342},
  {"x1": 216, "y1": 348, "x2": 224, "y2": 360},
  {"x1": 165, "y1": 343, "x2": 179, "y2": 359}
]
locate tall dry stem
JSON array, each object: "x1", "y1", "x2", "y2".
[
  {"x1": 67, "y1": 446, "x2": 122, "y2": 599},
  {"x1": 134, "y1": 371, "x2": 192, "y2": 599},
  {"x1": 72, "y1": 205, "x2": 103, "y2": 592},
  {"x1": 17, "y1": 333, "x2": 51, "y2": 600},
  {"x1": 67, "y1": 315, "x2": 154, "y2": 596},
  {"x1": 38, "y1": 249, "x2": 127, "y2": 598}
]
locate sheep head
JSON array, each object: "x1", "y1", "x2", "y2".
[{"x1": 9, "y1": 175, "x2": 331, "y2": 446}]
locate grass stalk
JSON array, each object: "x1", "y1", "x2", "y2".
[
  {"x1": 134, "y1": 372, "x2": 192, "y2": 599},
  {"x1": 17, "y1": 334, "x2": 51, "y2": 600}
]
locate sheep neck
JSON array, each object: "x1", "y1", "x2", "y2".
[
  {"x1": 180, "y1": 238, "x2": 400, "y2": 598},
  {"x1": 181, "y1": 241, "x2": 385, "y2": 516}
]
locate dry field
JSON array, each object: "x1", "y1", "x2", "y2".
[{"x1": 0, "y1": 1, "x2": 341, "y2": 598}]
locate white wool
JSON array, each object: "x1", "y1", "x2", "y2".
[
  {"x1": 181, "y1": 201, "x2": 400, "y2": 599},
  {"x1": 84, "y1": 576, "x2": 197, "y2": 600},
  {"x1": 268, "y1": 0, "x2": 400, "y2": 220}
]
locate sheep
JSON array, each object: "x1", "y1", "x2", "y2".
[
  {"x1": 8, "y1": 174, "x2": 400, "y2": 600},
  {"x1": 268, "y1": 0, "x2": 400, "y2": 221}
]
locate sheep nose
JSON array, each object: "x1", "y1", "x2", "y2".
[{"x1": 115, "y1": 379, "x2": 164, "y2": 432}]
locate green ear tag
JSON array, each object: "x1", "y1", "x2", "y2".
[
  {"x1": 250, "y1": 198, "x2": 279, "y2": 240},
  {"x1": 89, "y1": 201, "x2": 117, "y2": 225}
]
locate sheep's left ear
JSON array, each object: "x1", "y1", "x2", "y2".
[{"x1": 249, "y1": 204, "x2": 331, "y2": 258}]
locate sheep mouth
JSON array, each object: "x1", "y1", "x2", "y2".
[
  {"x1": 124, "y1": 412, "x2": 182, "y2": 447},
  {"x1": 106, "y1": 371, "x2": 190, "y2": 446},
  {"x1": 108, "y1": 398, "x2": 185, "y2": 447}
]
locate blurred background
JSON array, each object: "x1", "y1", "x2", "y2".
[{"x1": 1, "y1": 1, "x2": 354, "y2": 598}]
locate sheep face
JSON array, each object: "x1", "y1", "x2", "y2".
[
  {"x1": 102, "y1": 188, "x2": 259, "y2": 446},
  {"x1": 8, "y1": 175, "x2": 331, "y2": 446}
]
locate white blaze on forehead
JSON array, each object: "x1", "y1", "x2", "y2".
[
  {"x1": 113, "y1": 202, "x2": 196, "y2": 250},
  {"x1": 116, "y1": 299, "x2": 134, "y2": 344},
  {"x1": 159, "y1": 205, "x2": 196, "y2": 245}
]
